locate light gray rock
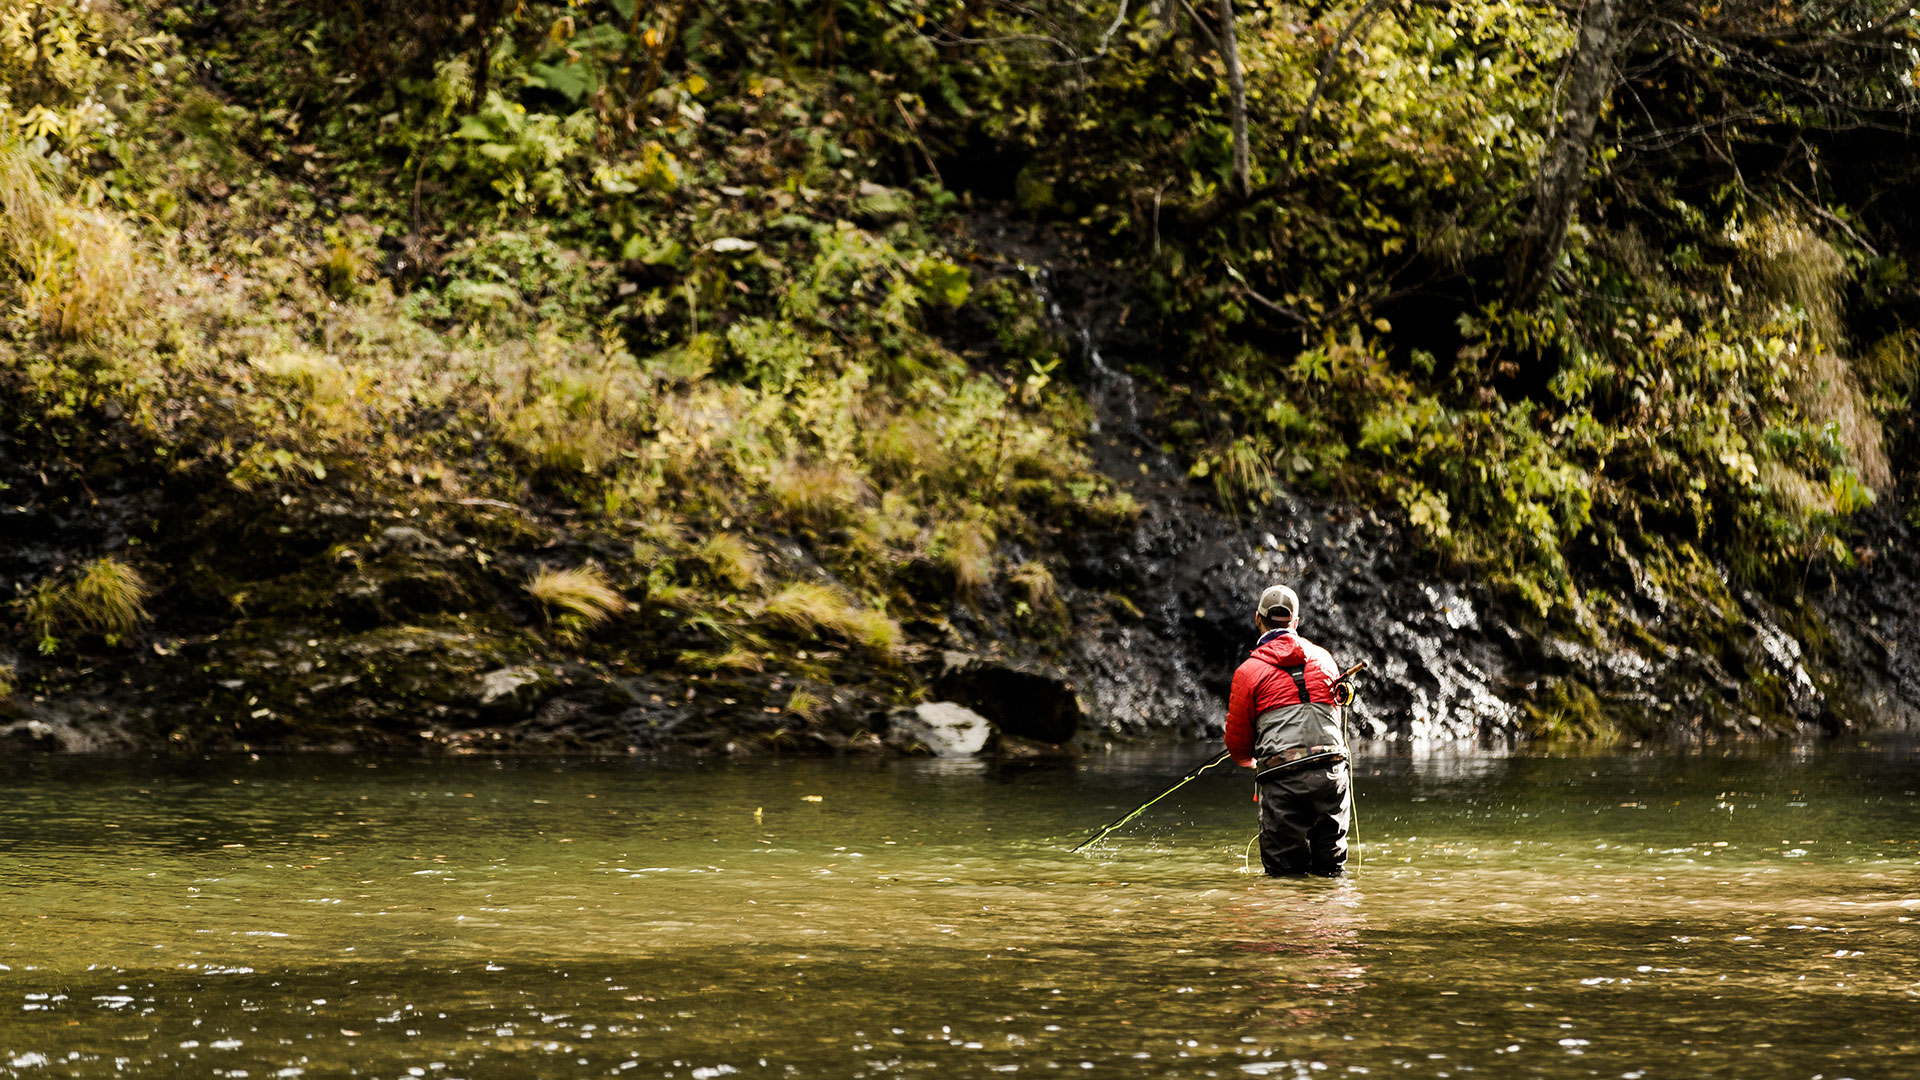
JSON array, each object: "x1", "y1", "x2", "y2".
[
  {"x1": 478, "y1": 666, "x2": 551, "y2": 714},
  {"x1": 890, "y1": 701, "x2": 992, "y2": 756}
]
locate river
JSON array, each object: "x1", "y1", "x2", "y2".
[{"x1": 3, "y1": 741, "x2": 1917, "y2": 1078}]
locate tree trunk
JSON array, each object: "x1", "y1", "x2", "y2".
[
  {"x1": 1217, "y1": 0, "x2": 1250, "y2": 197},
  {"x1": 467, "y1": 0, "x2": 507, "y2": 111},
  {"x1": 1508, "y1": 0, "x2": 1620, "y2": 306}
]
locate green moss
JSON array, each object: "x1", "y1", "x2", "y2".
[{"x1": 1521, "y1": 678, "x2": 1613, "y2": 741}]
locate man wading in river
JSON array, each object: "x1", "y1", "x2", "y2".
[{"x1": 1223, "y1": 585, "x2": 1350, "y2": 877}]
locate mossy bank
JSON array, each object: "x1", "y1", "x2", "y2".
[{"x1": 0, "y1": 0, "x2": 1917, "y2": 752}]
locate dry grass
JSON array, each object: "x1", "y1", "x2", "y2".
[
  {"x1": 680, "y1": 645, "x2": 766, "y2": 673},
  {"x1": 1747, "y1": 214, "x2": 1846, "y2": 345},
  {"x1": 525, "y1": 562, "x2": 628, "y2": 640},
  {"x1": 866, "y1": 414, "x2": 946, "y2": 483},
  {"x1": 1760, "y1": 459, "x2": 1829, "y2": 520},
  {"x1": 0, "y1": 144, "x2": 137, "y2": 339},
  {"x1": 253, "y1": 350, "x2": 369, "y2": 437},
  {"x1": 935, "y1": 515, "x2": 996, "y2": 594},
  {"x1": 27, "y1": 208, "x2": 137, "y2": 338},
  {"x1": 694, "y1": 532, "x2": 763, "y2": 592},
  {"x1": 767, "y1": 457, "x2": 869, "y2": 528},
  {"x1": 1796, "y1": 348, "x2": 1890, "y2": 490},
  {"x1": 21, "y1": 556, "x2": 151, "y2": 650},
  {"x1": 491, "y1": 341, "x2": 654, "y2": 475},
  {"x1": 762, "y1": 581, "x2": 901, "y2": 655},
  {"x1": 0, "y1": 661, "x2": 14, "y2": 698},
  {"x1": 1745, "y1": 213, "x2": 1890, "y2": 491},
  {"x1": 1009, "y1": 561, "x2": 1059, "y2": 611}
]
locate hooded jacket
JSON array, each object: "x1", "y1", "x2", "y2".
[{"x1": 1223, "y1": 629, "x2": 1344, "y2": 766}]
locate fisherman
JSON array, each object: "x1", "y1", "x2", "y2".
[{"x1": 1223, "y1": 584, "x2": 1350, "y2": 877}]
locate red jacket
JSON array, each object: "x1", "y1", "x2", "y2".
[{"x1": 1223, "y1": 630, "x2": 1342, "y2": 765}]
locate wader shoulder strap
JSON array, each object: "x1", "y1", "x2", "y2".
[{"x1": 1278, "y1": 664, "x2": 1308, "y2": 705}]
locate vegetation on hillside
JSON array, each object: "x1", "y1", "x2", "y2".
[
  {"x1": 0, "y1": 0, "x2": 1914, "y2": 740},
  {"x1": 0, "y1": 0, "x2": 1135, "y2": 739}
]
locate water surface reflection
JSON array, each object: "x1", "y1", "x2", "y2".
[{"x1": 2, "y1": 741, "x2": 1916, "y2": 1078}]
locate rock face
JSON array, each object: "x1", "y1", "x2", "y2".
[
  {"x1": 1056, "y1": 480, "x2": 1519, "y2": 742},
  {"x1": 1009, "y1": 242, "x2": 1920, "y2": 745},
  {"x1": 888, "y1": 702, "x2": 992, "y2": 756}
]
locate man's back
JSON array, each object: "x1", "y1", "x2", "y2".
[{"x1": 1224, "y1": 629, "x2": 1342, "y2": 763}]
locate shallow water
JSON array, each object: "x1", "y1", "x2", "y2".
[{"x1": 3, "y1": 741, "x2": 1918, "y2": 1079}]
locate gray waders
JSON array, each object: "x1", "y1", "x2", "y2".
[{"x1": 1256, "y1": 760, "x2": 1349, "y2": 876}]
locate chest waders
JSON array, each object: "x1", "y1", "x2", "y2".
[{"x1": 1249, "y1": 661, "x2": 1365, "y2": 872}]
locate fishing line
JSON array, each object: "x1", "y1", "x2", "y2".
[
  {"x1": 1073, "y1": 663, "x2": 1369, "y2": 860},
  {"x1": 1070, "y1": 750, "x2": 1233, "y2": 853},
  {"x1": 1340, "y1": 681, "x2": 1361, "y2": 870}
]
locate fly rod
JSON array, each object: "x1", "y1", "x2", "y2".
[{"x1": 1071, "y1": 661, "x2": 1368, "y2": 854}]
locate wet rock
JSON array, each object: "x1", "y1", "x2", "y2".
[
  {"x1": 888, "y1": 701, "x2": 992, "y2": 756},
  {"x1": 932, "y1": 652, "x2": 1081, "y2": 744},
  {"x1": 477, "y1": 666, "x2": 556, "y2": 719},
  {"x1": 0, "y1": 718, "x2": 62, "y2": 752}
]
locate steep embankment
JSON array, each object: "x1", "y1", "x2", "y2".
[
  {"x1": 2, "y1": 0, "x2": 1917, "y2": 752},
  {"x1": 993, "y1": 228, "x2": 1920, "y2": 745}
]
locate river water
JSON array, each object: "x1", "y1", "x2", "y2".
[{"x1": 3, "y1": 742, "x2": 1917, "y2": 1079}]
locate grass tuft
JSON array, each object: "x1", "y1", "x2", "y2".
[
  {"x1": 784, "y1": 686, "x2": 827, "y2": 721},
  {"x1": 762, "y1": 581, "x2": 901, "y2": 655},
  {"x1": 934, "y1": 515, "x2": 996, "y2": 594},
  {"x1": 1010, "y1": 561, "x2": 1059, "y2": 613},
  {"x1": 680, "y1": 645, "x2": 766, "y2": 673},
  {"x1": 20, "y1": 556, "x2": 151, "y2": 652},
  {"x1": 0, "y1": 144, "x2": 137, "y2": 338},
  {"x1": 694, "y1": 532, "x2": 763, "y2": 592},
  {"x1": 767, "y1": 458, "x2": 869, "y2": 528},
  {"x1": 253, "y1": 350, "x2": 367, "y2": 437},
  {"x1": 526, "y1": 562, "x2": 628, "y2": 642}
]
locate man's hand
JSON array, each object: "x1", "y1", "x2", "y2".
[{"x1": 1235, "y1": 756, "x2": 1256, "y2": 769}]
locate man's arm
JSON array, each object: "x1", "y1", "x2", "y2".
[{"x1": 1223, "y1": 662, "x2": 1259, "y2": 767}]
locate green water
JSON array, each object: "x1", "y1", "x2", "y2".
[{"x1": 3, "y1": 742, "x2": 1918, "y2": 1079}]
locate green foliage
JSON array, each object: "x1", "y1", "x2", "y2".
[{"x1": 0, "y1": 0, "x2": 1907, "y2": 729}]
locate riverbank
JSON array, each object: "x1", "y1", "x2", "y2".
[
  {"x1": 3, "y1": 210, "x2": 1918, "y2": 754},
  {"x1": 1, "y1": 1, "x2": 1916, "y2": 754}
]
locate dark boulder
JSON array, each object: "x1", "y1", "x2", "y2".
[{"x1": 932, "y1": 652, "x2": 1081, "y2": 744}]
